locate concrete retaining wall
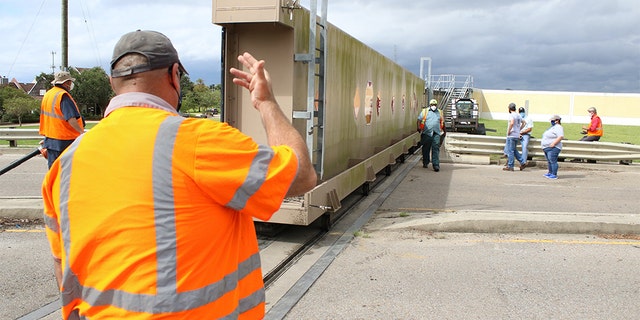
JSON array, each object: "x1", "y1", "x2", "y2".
[{"x1": 473, "y1": 89, "x2": 640, "y2": 126}]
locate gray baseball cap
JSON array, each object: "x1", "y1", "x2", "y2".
[{"x1": 110, "y1": 30, "x2": 187, "y2": 78}]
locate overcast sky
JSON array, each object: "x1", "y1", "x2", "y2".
[{"x1": 2, "y1": 0, "x2": 638, "y2": 93}]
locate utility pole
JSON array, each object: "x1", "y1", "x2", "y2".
[
  {"x1": 51, "y1": 51, "x2": 56, "y2": 74},
  {"x1": 61, "y1": 0, "x2": 68, "y2": 71}
]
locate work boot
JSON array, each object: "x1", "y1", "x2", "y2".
[{"x1": 502, "y1": 167, "x2": 514, "y2": 171}]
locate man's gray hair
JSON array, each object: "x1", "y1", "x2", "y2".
[{"x1": 112, "y1": 53, "x2": 150, "y2": 77}]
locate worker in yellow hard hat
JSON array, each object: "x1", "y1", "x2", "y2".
[{"x1": 417, "y1": 98, "x2": 445, "y2": 171}]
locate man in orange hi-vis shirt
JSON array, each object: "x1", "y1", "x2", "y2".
[
  {"x1": 42, "y1": 30, "x2": 317, "y2": 319},
  {"x1": 39, "y1": 71, "x2": 85, "y2": 168}
]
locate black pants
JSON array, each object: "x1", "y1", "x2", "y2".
[
  {"x1": 421, "y1": 133, "x2": 441, "y2": 167},
  {"x1": 580, "y1": 135, "x2": 601, "y2": 142}
]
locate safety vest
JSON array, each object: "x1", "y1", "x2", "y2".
[
  {"x1": 418, "y1": 108, "x2": 428, "y2": 131},
  {"x1": 418, "y1": 108, "x2": 442, "y2": 134},
  {"x1": 42, "y1": 106, "x2": 298, "y2": 319},
  {"x1": 39, "y1": 86, "x2": 84, "y2": 140},
  {"x1": 588, "y1": 115, "x2": 603, "y2": 137}
]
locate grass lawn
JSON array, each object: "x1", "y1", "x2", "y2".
[{"x1": 480, "y1": 118, "x2": 639, "y2": 145}]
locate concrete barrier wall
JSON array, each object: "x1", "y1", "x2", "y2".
[{"x1": 473, "y1": 89, "x2": 640, "y2": 126}]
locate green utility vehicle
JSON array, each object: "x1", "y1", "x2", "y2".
[{"x1": 443, "y1": 98, "x2": 486, "y2": 135}]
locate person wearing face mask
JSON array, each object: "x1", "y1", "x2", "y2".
[
  {"x1": 541, "y1": 115, "x2": 564, "y2": 179},
  {"x1": 39, "y1": 71, "x2": 85, "y2": 168},
  {"x1": 580, "y1": 107, "x2": 603, "y2": 142},
  {"x1": 417, "y1": 99, "x2": 445, "y2": 171},
  {"x1": 41, "y1": 30, "x2": 317, "y2": 319},
  {"x1": 518, "y1": 107, "x2": 533, "y2": 168}
]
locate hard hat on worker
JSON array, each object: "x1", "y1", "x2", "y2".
[{"x1": 429, "y1": 99, "x2": 437, "y2": 106}]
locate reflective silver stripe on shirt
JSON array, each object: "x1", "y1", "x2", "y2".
[
  {"x1": 43, "y1": 214, "x2": 59, "y2": 233},
  {"x1": 58, "y1": 136, "x2": 85, "y2": 309},
  {"x1": 55, "y1": 116, "x2": 264, "y2": 315},
  {"x1": 227, "y1": 144, "x2": 274, "y2": 210},
  {"x1": 153, "y1": 116, "x2": 182, "y2": 295},
  {"x1": 42, "y1": 91, "x2": 66, "y2": 120},
  {"x1": 80, "y1": 253, "x2": 261, "y2": 313}
]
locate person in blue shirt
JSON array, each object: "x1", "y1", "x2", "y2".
[
  {"x1": 417, "y1": 99, "x2": 444, "y2": 172},
  {"x1": 518, "y1": 106, "x2": 533, "y2": 168}
]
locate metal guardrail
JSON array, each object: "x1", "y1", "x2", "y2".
[
  {"x1": 0, "y1": 128, "x2": 42, "y2": 147},
  {"x1": 444, "y1": 132, "x2": 640, "y2": 162},
  {"x1": 3, "y1": 128, "x2": 639, "y2": 162}
]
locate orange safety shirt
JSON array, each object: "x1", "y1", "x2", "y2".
[
  {"x1": 42, "y1": 92, "x2": 299, "y2": 319},
  {"x1": 587, "y1": 115, "x2": 603, "y2": 137},
  {"x1": 39, "y1": 86, "x2": 84, "y2": 140}
]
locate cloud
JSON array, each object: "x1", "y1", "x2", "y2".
[
  {"x1": 2, "y1": 0, "x2": 638, "y2": 93},
  {"x1": 311, "y1": 0, "x2": 640, "y2": 93}
]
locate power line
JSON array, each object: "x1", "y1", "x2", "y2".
[
  {"x1": 7, "y1": 0, "x2": 49, "y2": 79},
  {"x1": 79, "y1": 0, "x2": 103, "y2": 68}
]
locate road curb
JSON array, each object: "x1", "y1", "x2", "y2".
[
  {"x1": 370, "y1": 210, "x2": 640, "y2": 235},
  {"x1": 0, "y1": 198, "x2": 43, "y2": 220}
]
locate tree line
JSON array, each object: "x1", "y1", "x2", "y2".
[{"x1": 0, "y1": 67, "x2": 221, "y2": 126}]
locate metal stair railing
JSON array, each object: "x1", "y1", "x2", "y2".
[
  {"x1": 429, "y1": 74, "x2": 473, "y2": 109},
  {"x1": 430, "y1": 75, "x2": 473, "y2": 129}
]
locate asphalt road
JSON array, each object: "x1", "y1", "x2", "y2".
[
  {"x1": 285, "y1": 232, "x2": 640, "y2": 320},
  {"x1": 0, "y1": 149, "x2": 47, "y2": 198},
  {"x1": 280, "y1": 157, "x2": 640, "y2": 319},
  {"x1": 380, "y1": 159, "x2": 640, "y2": 216}
]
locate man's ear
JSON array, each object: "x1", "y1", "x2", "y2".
[{"x1": 170, "y1": 63, "x2": 181, "y2": 90}]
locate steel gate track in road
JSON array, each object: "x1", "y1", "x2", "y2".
[{"x1": 265, "y1": 154, "x2": 420, "y2": 319}]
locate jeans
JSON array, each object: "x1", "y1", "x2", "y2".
[
  {"x1": 46, "y1": 149, "x2": 62, "y2": 168},
  {"x1": 520, "y1": 134, "x2": 530, "y2": 163},
  {"x1": 421, "y1": 132, "x2": 441, "y2": 167},
  {"x1": 506, "y1": 137, "x2": 524, "y2": 168},
  {"x1": 543, "y1": 147, "x2": 561, "y2": 175}
]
